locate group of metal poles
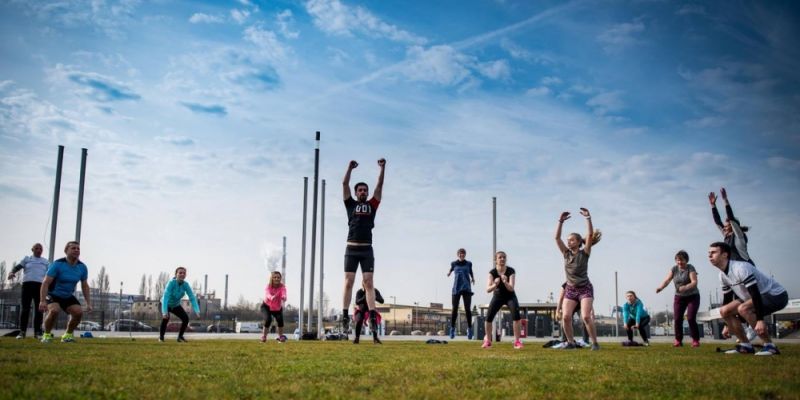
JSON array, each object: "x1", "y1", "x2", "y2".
[
  {"x1": 49, "y1": 146, "x2": 88, "y2": 261},
  {"x1": 298, "y1": 132, "x2": 326, "y2": 337}
]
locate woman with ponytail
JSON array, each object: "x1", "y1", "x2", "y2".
[{"x1": 555, "y1": 207, "x2": 602, "y2": 350}]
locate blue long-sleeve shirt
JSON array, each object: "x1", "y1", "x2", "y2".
[
  {"x1": 622, "y1": 299, "x2": 648, "y2": 325},
  {"x1": 161, "y1": 278, "x2": 200, "y2": 315}
]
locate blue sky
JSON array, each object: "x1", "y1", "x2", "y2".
[{"x1": 1, "y1": 0, "x2": 798, "y2": 318}]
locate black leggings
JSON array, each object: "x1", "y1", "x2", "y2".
[
  {"x1": 260, "y1": 304, "x2": 284, "y2": 329},
  {"x1": 159, "y1": 306, "x2": 189, "y2": 338},
  {"x1": 625, "y1": 316, "x2": 651, "y2": 342},
  {"x1": 451, "y1": 292, "x2": 473, "y2": 328},
  {"x1": 20, "y1": 281, "x2": 43, "y2": 335},
  {"x1": 486, "y1": 295, "x2": 520, "y2": 323}
]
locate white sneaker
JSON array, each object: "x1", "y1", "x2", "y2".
[
  {"x1": 744, "y1": 326, "x2": 758, "y2": 341},
  {"x1": 16, "y1": 333, "x2": 25, "y2": 340}
]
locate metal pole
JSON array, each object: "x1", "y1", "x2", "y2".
[
  {"x1": 614, "y1": 271, "x2": 619, "y2": 337},
  {"x1": 299, "y1": 177, "x2": 308, "y2": 335},
  {"x1": 75, "y1": 148, "x2": 87, "y2": 242},
  {"x1": 224, "y1": 274, "x2": 229, "y2": 310},
  {"x1": 308, "y1": 131, "x2": 320, "y2": 333},
  {"x1": 49, "y1": 145, "x2": 64, "y2": 261},
  {"x1": 318, "y1": 179, "x2": 325, "y2": 336},
  {"x1": 282, "y1": 236, "x2": 287, "y2": 283},
  {"x1": 492, "y1": 197, "x2": 498, "y2": 339},
  {"x1": 119, "y1": 281, "x2": 122, "y2": 321}
]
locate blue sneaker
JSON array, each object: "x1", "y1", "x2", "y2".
[
  {"x1": 755, "y1": 343, "x2": 780, "y2": 356},
  {"x1": 467, "y1": 328, "x2": 473, "y2": 340},
  {"x1": 449, "y1": 327, "x2": 455, "y2": 339}
]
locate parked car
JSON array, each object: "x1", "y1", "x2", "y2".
[
  {"x1": 106, "y1": 319, "x2": 155, "y2": 332},
  {"x1": 77, "y1": 321, "x2": 102, "y2": 331},
  {"x1": 207, "y1": 324, "x2": 234, "y2": 333},
  {"x1": 235, "y1": 321, "x2": 261, "y2": 333},
  {"x1": 165, "y1": 322, "x2": 194, "y2": 332},
  {"x1": 188, "y1": 322, "x2": 204, "y2": 332},
  {"x1": 0, "y1": 322, "x2": 17, "y2": 329}
]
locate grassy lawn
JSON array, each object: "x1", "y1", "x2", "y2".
[{"x1": 1, "y1": 338, "x2": 798, "y2": 399}]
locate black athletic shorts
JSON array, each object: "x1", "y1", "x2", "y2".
[
  {"x1": 46, "y1": 294, "x2": 80, "y2": 311},
  {"x1": 344, "y1": 245, "x2": 374, "y2": 273}
]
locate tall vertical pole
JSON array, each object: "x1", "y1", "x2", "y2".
[
  {"x1": 318, "y1": 179, "x2": 326, "y2": 335},
  {"x1": 282, "y1": 236, "x2": 287, "y2": 283},
  {"x1": 492, "y1": 197, "x2": 498, "y2": 340},
  {"x1": 614, "y1": 271, "x2": 620, "y2": 337},
  {"x1": 204, "y1": 274, "x2": 208, "y2": 296},
  {"x1": 204, "y1": 274, "x2": 208, "y2": 319},
  {"x1": 299, "y1": 177, "x2": 308, "y2": 335},
  {"x1": 49, "y1": 145, "x2": 64, "y2": 261},
  {"x1": 224, "y1": 274, "x2": 229, "y2": 310},
  {"x1": 308, "y1": 131, "x2": 320, "y2": 333},
  {"x1": 75, "y1": 148, "x2": 88, "y2": 242}
]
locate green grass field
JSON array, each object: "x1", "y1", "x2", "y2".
[{"x1": 1, "y1": 338, "x2": 798, "y2": 399}]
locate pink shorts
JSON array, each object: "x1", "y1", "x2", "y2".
[{"x1": 564, "y1": 282, "x2": 594, "y2": 302}]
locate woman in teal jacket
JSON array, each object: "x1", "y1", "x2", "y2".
[
  {"x1": 159, "y1": 266, "x2": 200, "y2": 342},
  {"x1": 622, "y1": 291, "x2": 650, "y2": 346}
]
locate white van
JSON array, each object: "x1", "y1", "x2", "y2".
[{"x1": 236, "y1": 321, "x2": 261, "y2": 333}]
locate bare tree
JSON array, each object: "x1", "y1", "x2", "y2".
[
  {"x1": 0, "y1": 261, "x2": 6, "y2": 290},
  {"x1": 138, "y1": 274, "x2": 146, "y2": 297},
  {"x1": 91, "y1": 266, "x2": 111, "y2": 312},
  {"x1": 154, "y1": 272, "x2": 170, "y2": 301},
  {"x1": 232, "y1": 295, "x2": 256, "y2": 311},
  {"x1": 147, "y1": 274, "x2": 153, "y2": 300}
]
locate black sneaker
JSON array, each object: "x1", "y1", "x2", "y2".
[
  {"x1": 353, "y1": 337, "x2": 360, "y2": 344},
  {"x1": 177, "y1": 337, "x2": 187, "y2": 343},
  {"x1": 159, "y1": 337, "x2": 165, "y2": 343},
  {"x1": 342, "y1": 317, "x2": 350, "y2": 333},
  {"x1": 373, "y1": 336, "x2": 382, "y2": 345}
]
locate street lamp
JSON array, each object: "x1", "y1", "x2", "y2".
[
  {"x1": 413, "y1": 302, "x2": 419, "y2": 332},
  {"x1": 389, "y1": 296, "x2": 397, "y2": 333}
]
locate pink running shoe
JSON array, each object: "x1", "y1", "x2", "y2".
[
  {"x1": 513, "y1": 340, "x2": 523, "y2": 349},
  {"x1": 481, "y1": 339, "x2": 491, "y2": 348},
  {"x1": 691, "y1": 340, "x2": 700, "y2": 348},
  {"x1": 260, "y1": 335, "x2": 267, "y2": 343},
  {"x1": 673, "y1": 339, "x2": 682, "y2": 347}
]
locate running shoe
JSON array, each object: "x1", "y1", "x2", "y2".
[
  {"x1": 755, "y1": 343, "x2": 780, "y2": 356},
  {"x1": 158, "y1": 337, "x2": 165, "y2": 343},
  {"x1": 40, "y1": 333, "x2": 53, "y2": 343},
  {"x1": 673, "y1": 339, "x2": 682, "y2": 347},
  {"x1": 643, "y1": 340, "x2": 650, "y2": 347},
  {"x1": 353, "y1": 337, "x2": 360, "y2": 344},
  {"x1": 16, "y1": 333, "x2": 25, "y2": 340},
  {"x1": 745, "y1": 325, "x2": 758, "y2": 342},
  {"x1": 561, "y1": 342, "x2": 577, "y2": 350},
  {"x1": 590, "y1": 343, "x2": 600, "y2": 351},
  {"x1": 177, "y1": 337, "x2": 187, "y2": 343},
  {"x1": 513, "y1": 340, "x2": 523, "y2": 349},
  {"x1": 260, "y1": 335, "x2": 267, "y2": 343},
  {"x1": 60, "y1": 333, "x2": 75, "y2": 343},
  {"x1": 691, "y1": 340, "x2": 700, "y2": 348},
  {"x1": 481, "y1": 339, "x2": 491, "y2": 348},
  {"x1": 373, "y1": 336, "x2": 382, "y2": 345},
  {"x1": 449, "y1": 327, "x2": 455, "y2": 339},
  {"x1": 725, "y1": 344, "x2": 755, "y2": 355},
  {"x1": 467, "y1": 328, "x2": 473, "y2": 340}
]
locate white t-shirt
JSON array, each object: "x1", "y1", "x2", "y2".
[
  {"x1": 17, "y1": 256, "x2": 50, "y2": 283},
  {"x1": 719, "y1": 260, "x2": 785, "y2": 301}
]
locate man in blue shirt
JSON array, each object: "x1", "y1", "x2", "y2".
[{"x1": 38, "y1": 241, "x2": 92, "y2": 343}]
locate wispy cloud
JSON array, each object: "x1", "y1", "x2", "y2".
[
  {"x1": 597, "y1": 19, "x2": 645, "y2": 53},
  {"x1": 243, "y1": 25, "x2": 290, "y2": 63},
  {"x1": 676, "y1": 4, "x2": 707, "y2": 16},
  {"x1": 586, "y1": 90, "x2": 624, "y2": 115},
  {"x1": 180, "y1": 102, "x2": 228, "y2": 116},
  {"x1": 767, "y1": 156, "x2": 800, "y2": 172},
  {"x1": 276, "y1": 10, "x2": 299, "y2": 39},
  {"x1": 231, "y1": 9, "x2": 251, "y2": 24},
  {"x1": 48, "y1": 65, "x2": 140, "y2": 103},
  {"x1": 0, "y1": 183, "x2": 44, "y2": 202},
  {"x1": 305, "y1": 0, "x2": 426, "y2": 44},
  {"x1": 189, "y1": 13, "x2": 224, "y2": 24},
  {"x1": 541, "y1": 76, "x2": 563, "y2": 86},
  {"x1": 155, "y1": 135, "x2": 195, "y2": 146}
]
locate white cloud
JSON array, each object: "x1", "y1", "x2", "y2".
[
  {"x1": 767, "y1": 156, "x2": 800, "y2": 172},
  {"x1": 155, "y1": 135, "x2": 195, "y2": 146},
  {"x1": 586, "y1": 90, "x2": 624, "y2": 115},
  {"x1": 243, "y1": 26, "x2": 290, "y2": 63},
  {"x1": 526, "y1": 86, "x2": 551, "y2": 96},
  {"x1": 598, "y1": 20, "x2": 645, "y2": 53},
  {"x1": 500, "y1": 39, "x2": 556, "y2": 65},
  {"x1": 401, "y1": 46, "x2": 472, "y2": 86},
  {"x1": 541, "y1": 76, "x2": 562, "y2": 86},
  {"x1": 476, "y1": 59, "x2": 510, "y2": 80},
  {"x1": 676, "y1": 4, "x2": 706, "y2": 16},
  {"x1": 276, "y1": 10, "x2": 299, "y2": 39},
  {"x1": 231, "y1": 9, "x2": 251, "y2": 24},
  {"x1": 189, "y1": 13, "x2": 224, "y2": 24},
  {"x1": 305, "y1": 0, "x2": 425, "y2": 44}
]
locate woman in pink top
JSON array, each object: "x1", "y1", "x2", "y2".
[{"x1": 260, "y1": 271, "x2": 287, "y2": 343}]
